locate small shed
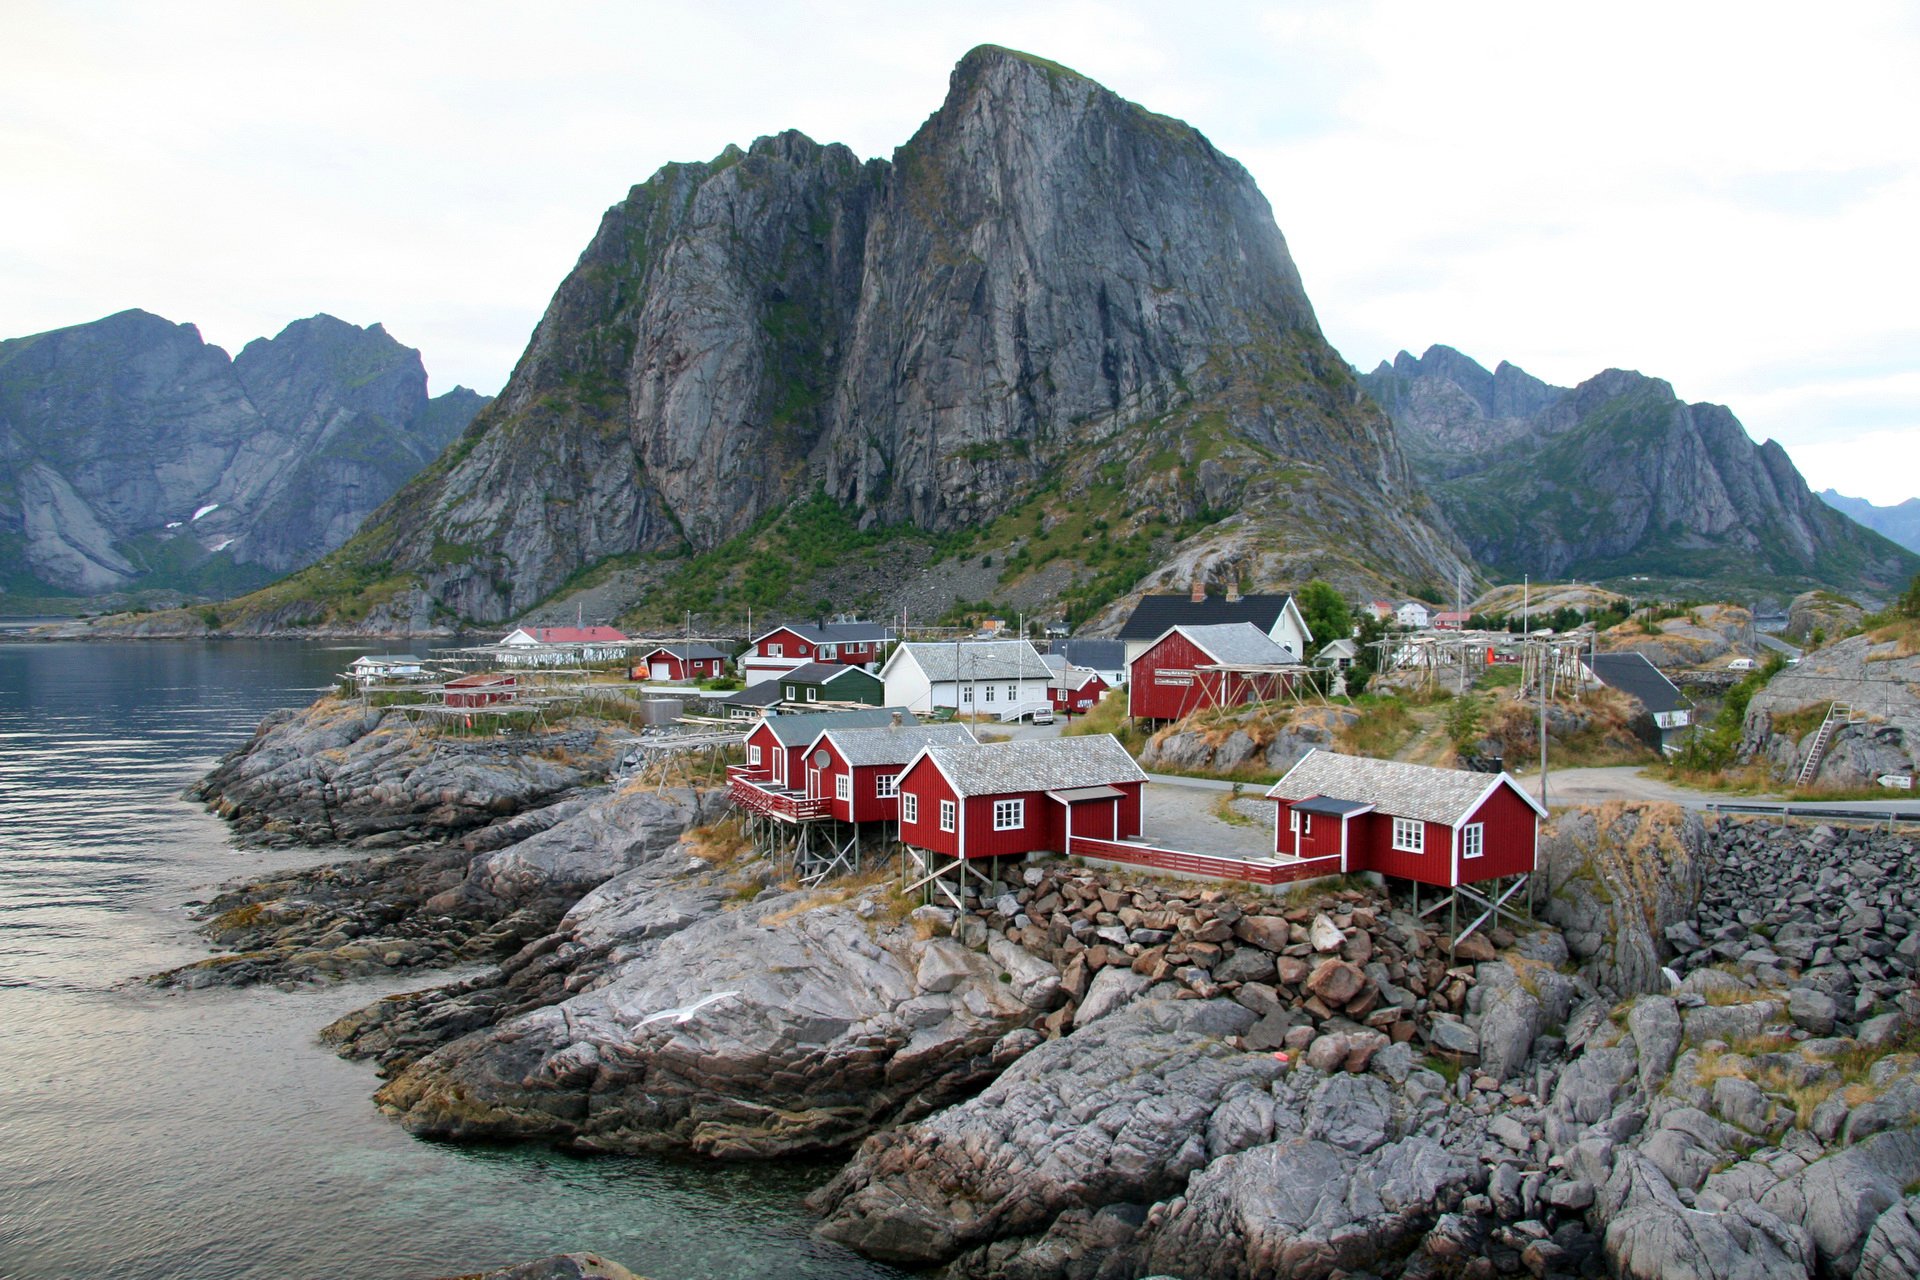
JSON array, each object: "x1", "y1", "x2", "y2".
[
  {"x1": 349, "y1": 654, "x2": 425, "y2": 685},
  {"x1": 741, "y1": 707, "x2": 918, "y2": 791},
  {"x1": 444, "y1": 671, "x2": 517, "y2": 708},
  {"x1": 634, "y1": 642, "x2": 730, "y2": 683},
  {"x1": 1049, "y1": 666, "x2": 1109, "y2": 715}
]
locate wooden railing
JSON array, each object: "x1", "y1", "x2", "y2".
[
  {"x1": 727, "y1": 769, "x2": 829, "y2": 821},
  {"x1": 1066, "y1": 835, "x2": 1344, "y2": 886}
]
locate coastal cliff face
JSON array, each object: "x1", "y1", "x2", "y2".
[
  {"x1": 0, "y1": 309, "x2": 484, "y2": 599},
  {"x1": 246, "y1": 45, "x2": 1468, "y2": 630},
  {"x1": 1363, "y1": 346, "x2": 1919, "y2": 598}
]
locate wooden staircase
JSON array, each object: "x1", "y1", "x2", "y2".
[{"x1": 1797, "y1": 702, "x2": 1862, "y2": 787}]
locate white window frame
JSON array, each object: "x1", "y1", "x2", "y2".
[
  {"x1": 993, "y1": 798, "x2": 1025, "y2": 830},
  {"x1": 1006, "y1": 684, "x2": 1016, "y2": 701},
  {"x1": 1289, "y1": 810, "x2": 1312, "y2": 836},
  {"x1": 984, "y1": 685, "x2": 995, "y2": 702},
  {"x1": 876, "y1": 773, "x2": 899, "y2": 798},
  {"x1": 836, "y1": 773, "x2": 851, "y2": 802},
  {"x1": 806, "y1": 687, "x2": 817, "y2": 702},
  {"x1": 1462, "y1": 823, "x2": 1484, "y2": 859},
  {"x1": 939, "y1": 799, "x2": 957, "y2": 832},
  {"x1": 769, "y1": 643, "x2": 783, "y2": 657},
  {"x1": 962, "y1": 686, "x2": 973, "y2": 704},
  {"x1": 901, "y1": 792, "x2": 918, "y2": 824},
  {"x1": 1392, "y1": 816, "x2": 1425, "y2": 853},
  {"x1": 748, "y1": 743, "x2": 761, "y2": 767},
  {"x1": 819, "y1": 644, "x2": 836, "y2": 659}
]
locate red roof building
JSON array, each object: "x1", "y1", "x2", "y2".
[
  {"x1": 1128, "y1": 623, "x2": 1299, "y2": 723},
  {"x1": 443, "y1": 671, "x2": 518, "y2": 708},
  {"x1": 896, "y1": 736, "x2": 1146, "y2": 861},
  {"x1": 1265, "y1": 750, "x2": 1544, "y2": 888}
]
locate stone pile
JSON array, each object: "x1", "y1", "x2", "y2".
[
  {"x1": 1667, "y1": 821, "x2": 1920, "y2": 1040},
  {"x1": 937, "y1": 863, "x2": 1501, "y2": 1077}
]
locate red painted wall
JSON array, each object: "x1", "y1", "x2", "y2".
[
  {"x1": 1051, "y1": 675, "x2": 1109, "y2": 713},
  {"x1": 1353, "y1": 814, "x2": 1456, "y2": 888},
  {"x1": 1129, "y1": 632, "x2": 1213, "y2": 720},
  {"x1": 898, "y1": 758, "x2": 961, "y2": 857},
  {"x1": 1460, "y1": 783, "x2": 1538, "y2": 882}
]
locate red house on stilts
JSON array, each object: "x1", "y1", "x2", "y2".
[
  {"x1": 801, "y1": 722, "x2": 980, "y2": 824},
  {"x1": 1128, "y1": 623, "x2": 1302, "y2": 724}
]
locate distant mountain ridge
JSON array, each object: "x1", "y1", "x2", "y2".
[
  {"x1": 220, "y1": 45, "x2": 1471, "y2": 633},
  {"x1": 1820, "y1": 490, "x2": 1920, "y2": 556},
  {"x1": 1362, "y1": 346, "x2": 1919, "y2": 598},
  {"x1": 0, "y1": 309, "x2": 486, "y2": 601}
]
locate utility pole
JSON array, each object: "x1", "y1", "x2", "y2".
[{"x1": 1537, "y1": 637, "x2": 1550, "y2": 808}]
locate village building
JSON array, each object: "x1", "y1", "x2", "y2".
[
  {"x1": 497, "y1": 625, "x2": 633, "y2": 665},
  {"x1": 1128, "y1": 622, "x2": 1301, "y2": 724},
  {"x1": 714, "y1": 681, "x2": 784, "y2": 720},
  {"x1": 634, "y1": 642, "x2": 729, "y2": 683},
  {"x1": 738, "y1": 708, "x2": 917, "y2": 794},
  {"x1": 779, "y1": 661, "x2": 885, "y2": 707},
  {"x1": 1315, "y1": 637, "x2": 1360, "y2": 670},
  {"x1": 1266, "y1": 750, "x2": 1544, "y2": 891},
  {"x1": 879, "y1": 640, "x2": 1055, "y2": 719},
  {"x1": 1394, "y1": 601, "x2": 1433, "y2": 629},
  {"x1": 800, "y1": 722, "x2": 980, "y2": 824},
  {"x1": 348, "y1": 653, "x2": 426, "y2": 686},
  {"x1": 442, "y1": 671, "x2": 518, "y2": 708},
  {"x1": 739, "y1": 622, "x2": 893, "y2": 686},
  {"x1": 1053, "y1": 637, "x2": 1127, "y2": 686},
  {"x1": 1431, "y1": 611, "x2": 1471, "y2": 631},
  {"x1": 896, "y1": 735, "x2": 1147, "y2": 861},
  {"x1": 1115, "y1": 582, "x2": 1313, "y2": 668},
  {"x1": 1365, "y1": 600, "x2": 1395, "y2": 623},
  {"x1": 1584, "y1": 652, "x2": 1693, "y2": 752},
  {"x1": 1049, "y1": 665, "x2": 1110, "y2": 716}
]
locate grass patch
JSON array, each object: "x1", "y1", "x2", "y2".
[
  {"x1": 1337, "y1": 696, "x2": 1416, "y2": 757},
  {"x1": 1211, "y1": 787, "x2": 1259, "y2": 828}
]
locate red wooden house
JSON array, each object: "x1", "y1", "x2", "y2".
[
  {"x1": 896, "y1": 736, "x2": 1147, "y2": 861},
  {"x1": 740, "y1": 622, "x2": 892, "y2": 686},
  {"x1": 443, "y1": 671, "x2": 518, "y2": 708},
  {"x1": 800, "y1": 723, "x2": 979, "y2": 824},
  {"x1": 738, "y1": 708, "x2": 916, "y2": 794},
  {"x1": 1128, "y1": 623, "x2": 1299, "y2": 723},
  {"x1": 1049, "y1": 666, "x2": 1109, "y2": 715},
  {"x1": 633, "y1": 643, "x2": 729, "y2": 682},
  {"x1": 1265, "y1": 750, "x2": 1545, "y2": 888}
]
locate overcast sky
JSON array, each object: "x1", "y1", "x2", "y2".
[{"x1": 5, "y1": 1, "x2": 1916, "y2": 503}]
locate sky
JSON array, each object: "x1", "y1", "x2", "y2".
[{"x1": 4, "y1": 1, "x2": 1916, "y2": 504}]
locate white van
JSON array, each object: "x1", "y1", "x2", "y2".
[{"x1": 1728, "y1": 658, "x2": 1758, "y2": 671}]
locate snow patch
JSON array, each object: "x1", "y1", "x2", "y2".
[
  {"x1": 164, "y1": 521, "x2": 183, "y2": 529},
  {"x1": 207, "y1": 537, "x2": 236, "y2": 553},
  {"x1": 191, "y1": 503, "x2": 220, "y2": 522}
]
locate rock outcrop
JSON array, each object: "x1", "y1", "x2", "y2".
[
  {"x1": 1743, "y1": 627, "x2": 1920, "y2": 787},
  {"x1": 242, "y1": 45, "x2": 1469, "y2": 630},
  {"x1": 0, "y1": 308, "x2": 483, "y2": 599},
  {"x1": 1364, "y1": 346, "x2": 1919, "y2": 597},
  {"x1": 1539, "y1": 803, "x2": 1705, "y2": 995},
  {"x1": 434, "y1": 1255, "x2": 645, "y2": 1280}
]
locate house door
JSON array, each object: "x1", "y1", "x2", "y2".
[
  {"x1": 807, "y1": 766, "x2": 822, "y2": 799},
  {"x1": 650, "y1": 662, "x2": 670, "y2": 681}
]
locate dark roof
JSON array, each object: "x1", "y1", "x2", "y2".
[
  {"x1": 717, "y1": 682, "x2": 784, "y2": 708},
  {"x1": 780, "y1": 661, "x2": 874, "y2": 686},
  {"x1": 1056, "y1": 638, "x2": 1126, "y2": 671},
  {"x1": 757, "y1": 622, "x2": 892, "y2": 645},
  {"x1": 1293, "y1": 796, "x2": 1374, "y2": 817},
  {"x1": 1589, "y1": 653, "x2": 1690, "y2": 715},
  {"x1": 1116, "y1": 594, "x2": 1299, "y2": 642},
  {"x1": 644, "y1": 642, "x2": 729, "y2": 662}
]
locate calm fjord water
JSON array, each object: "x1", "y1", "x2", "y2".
[{"x1": 0, "y1": 638, "x2": 899, "y2": 1280}]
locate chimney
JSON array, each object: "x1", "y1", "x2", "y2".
[
  {"x1": 1191, "y1": 576, "x2": 1206, "y2": 603},
  {"x1": 1226, "y1": 580, "x2": 1241, "y2": 603}
]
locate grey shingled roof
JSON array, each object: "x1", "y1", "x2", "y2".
[
  {"x1": 1589, "y1": 653, "x2": 1690, "y2": 716},
  {"x1": 922, "y1": 735, "x2": 1147, "y2": 798},
  {"x1": 820, "y1": 722, "x2": 978, "y2": 767},
  {"x1": 900, "y1": 640, "x2": 1054, "y2": 682},
  {"x1": 760, "y1": 707, "x2": 916, "y2": 746},
  {"x1": 1267, "y1": 749, "x2": 1542, "y2": 825},
  {"x1": 645, "y1": 642, "x2": 729, "y2": 661},
  {"x1": 1169, "y1": 623, "x2": 1297, "y2": 666},
  {"x1": 763, "y1": 621, "x2": 892, "y2": 645},
  {"x1": 718, "y1": 682, "x2": 784, "y2": 709}
]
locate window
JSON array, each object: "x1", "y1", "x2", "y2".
[
  {"x1": 962, "y1": 686, "x2": 973, "y2": 704},
  {"x1": 836, "y1": 774, "x2": 851, "y2": 801},
  {"x1": 939, "y1": 799, "x2": 957, "y2": 832},
  {"x1": 1392, "y1": 817, "x2": 1425, "y2": 853},
  {"x1": 1006, "y1": 684, "x2": 1016, "y2": 701},
  {"x1": 877, "y1": 773, "x2": 899, "y2": 798},
  {"x1": 748, "y1": 744, "x2": 761, "y2": 766},
  {"x1": 993, "y1": 798, "x2": 1025, "y2": 830},
  {"x1": 820, "y1": 644, "x2": 836, "y2": 659},
  {"x1": 806, "y1": 688, "x2": 817, "y2": 702},
  {"x1": 1290, "y1": 809, "x2": 1312, "y2": 836},
  {"x1": 784, "y1": 686, "x2": 796, "y2": 700},
  {"x1": 1463, "y1": 823, "x2": 1484, "y2": 859},
  {"x1": 901, "y1": 793, "x2": 918, "y2": 824},
  {"x1": 769, "y1": 643, "x2": 783, "y2": 657},
  {"x1": 984, "y1": 685, "x2": 995, "y2": 702}
]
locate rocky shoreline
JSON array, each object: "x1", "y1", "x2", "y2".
[{"x1": 175, "y1": 700, "x2": 1919, "y2": 1279}]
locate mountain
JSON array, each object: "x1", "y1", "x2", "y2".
[
  {"x1": 1820, "y1": 490, "x2": 1920, "y2": 556},
  {"x1": 0, "y1": 310, "x2": 486, "y2": 602},
  {"x1": 226, "y1": 46, "x2": 1470, "y2": 633},
  {"x1": 1362, "y1": 346, "x2": 1920, "y2": 599}
]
